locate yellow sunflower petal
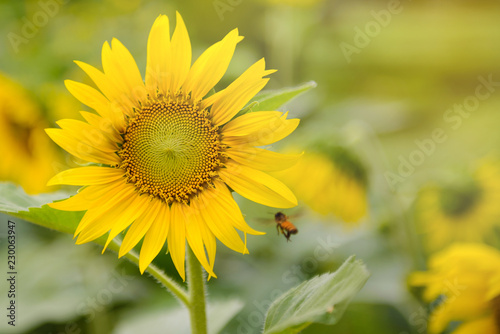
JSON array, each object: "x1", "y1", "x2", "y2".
[
  {"x1": 201, "y1": 227, "x2": 216, "y2": 277},
  {"x1": 168, "y1": 202, "x2": 187, "y2": 280},
  {"x1": 227, "y1": 146, "x2": 302, "y2": 172},
  {"x1": 75, "y1": 61, "x2": 135, "y2": 118},
  {"x1": 201, "y1": 58, "x2": 275, "y2": 110},
  {"x1": 209, "y1": 58, "x2": 274, "y2": 126},
  {"x1": 196, "y1": 191, "x2": 248, "y2": 254},
  {"x1": 185, "y1": 206, "x2": 216, "y2": 278},
  {"x1": 145, "y1": 15, "x2": 171, "y2": 95},
  {"x1": 119, "y1": 198, "x2": 162, "y2": 258},
  {"x1": 101, "y1": 42, "x2": 130, "y2": 100},
  {"x1": 45, "y1": 128, "x2": 120, "y2": 165},
  {"x1": 49, "y1": 182, "x2": 123, "y2": 211},
  {"x1": 48, "y1": 166, "x2": 124, "y2": 186},
  {"x1": 80, "y1": 111, "x2": 123, "y2": 143},
  {"x1": 212, "y1": 79, "x2": 269, "y2": 127},
  {"x1": 453, "y1": 317, "x2": 498, "y2": 334},
  {"x1": 56, "y1": 119, "x2": 119, "y2": 153},
  {"x1": 191, "y1": 199, "x2": 217, "y2": 273},
  {"x1": 169, "y1": 12, "x2": 191, "y2": 94},
  {"x1": 107, "y1": 38, "x2": 147, "y2": 103},
  {"x1": 49, "y1": 189, "x2": 92, "y2": 211},
  {"x1": 64, "y1": 80, "x2": 125, "y2": 132},
  {"x1": 139, "y1": 202, "x2": 170, "y2": 273},
  {"x1": 75, "y1": 218, "x2": 114, "y2": 244},
  {"x1": 100, "y1": 40, "x2": 146, "y2": 109},
  {"x1": 76, "y1": 188, "x2": 137, "y2": 244},
  {"x1": 64, "y1": 80, "x2": 108, "y2": 115},
  {"x1": 222, "y1": 111, "x2": 282, "y2": 135},
  {"x1": 219, "y1": 161, "x2": 297, "y2": 208},
  {"x1": 75, "y1": 183, "x2": 136, "y2": 235},
  {"x1": 182, "y1": 29, "x2": 241, "y2": 101},
  {"x1": 102, "y1": 193, "x2": 152, "y2": 251},
  {"x1": 222, "y1": 111, "x2": 300, "y2": 147},
  {"x1": 209, "y1": 180, "x2": 265, "y2": 235}
]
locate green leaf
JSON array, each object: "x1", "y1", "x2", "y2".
[
  {"x1": 0, "y1": 182, "x2": 70, "y2": 212},
  {"x1": 236, "y1": 81, "x2": 317, "y2": 117},
  {"x1": 208, "y1": 299, "x2": 245, "y2": 334},
  {"x1": 262, "y1": 256, "x2": 370, "y2": 334},
  {"x1": 113, "y1": 299, "x2": 244, "y2": 334},
  {"x1": 0, "y1": 233, "x2": 140, "y2": 334},
  {"x1": 304, "y1": 303, "x2": 412, "y2": 334},
  {"x1": 0, "y1": 182, "x2": 110, "y2": 245}
]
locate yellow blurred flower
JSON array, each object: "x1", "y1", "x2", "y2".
[
  {"x1": 416, "y1": 159, "x2": 500, "y2": 252},
  {"x1": 409, "y1": 243, "x2": 500, "y2": 334},
  {"x1": 0, "y1": 73, "x2": 59, "y2": 194},
  {"x1": 275, "y1": 146, "x2": 368, "y2": 223}
]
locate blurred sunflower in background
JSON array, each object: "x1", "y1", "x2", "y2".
[
  {"x1": 274, "y1": 145, "x2": 368, "y2": 223},
  {"x1": 47, "y1": 13, "x2": 300, "y2": 280},
  {"x1": 0, "y1": 73, "x2": 60, "y2": 194},
  {"x1": 415, "y1": 158, "x2": 500, "y2": 252},
  {"x1": 409, "y1": 243, "x2": 500, "y2": 334}
]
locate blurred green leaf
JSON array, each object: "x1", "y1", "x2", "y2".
[
  {"x1": 0, "y1": 182, "x2": 70, "y2": 212},
  {"x1": 0, "y1": 182, "x2": 109, "y2": 245},
  {"x1": 237, "y1": 81, "x2": 317, "y2": 117},
  {"x1": 262, "y1": 256, "x2": 370, "y2": 334},
  {"x1": 303, "y1": 303, "x2": 412, "y2": 334},
  {"x1": 0, "y1": 232, "x2": 139, "y2": 334},
  {"x1": 114, "y1": 299, "x2": 244, "y2": 334},
  {"x1": 208, "y1": 299, "x2": 245, "y2": 334}
]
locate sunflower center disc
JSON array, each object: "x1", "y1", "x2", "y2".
[{"x1": 120, "y1": 101, "x2": 221, "y2": 203}]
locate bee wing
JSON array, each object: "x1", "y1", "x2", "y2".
[{"x1": 254, "y1": 217, "x2": 275, "y2": 225}]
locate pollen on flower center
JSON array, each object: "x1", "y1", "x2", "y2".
[{"x1": 119, "y1": 98, "x2": 222, "y2": 204}]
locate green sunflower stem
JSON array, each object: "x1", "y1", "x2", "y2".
[
  {"x1": 140, "y1": 255, "x2": 190, "y2": 307},
  {"x1": 187, "y1": 247, "x2": 208, "y2": 334},
  {"x1": 107, "y1": 239, "x2": 190, "y2": 306}
]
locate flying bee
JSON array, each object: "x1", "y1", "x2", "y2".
[{"x1": 274, "y1": 212, "x2": 298, "y2": 242}]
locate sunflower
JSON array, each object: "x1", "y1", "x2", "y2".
[
  {"x1": 409, "y1": 243, "x2": 500, "y2": 334},
  {"x1": 274, "y1": 145, "x2": 368, "y2": 223},
  {"x1": 0, "y1": 73, "x2": 60, "y2": 194},
  {"x1": 415, "y1": 159, "x2": 500, "y2": 252},
  {"x1": 46, "y1": 13, "x2": 300, "y2": 280}
]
